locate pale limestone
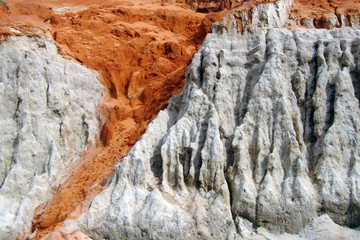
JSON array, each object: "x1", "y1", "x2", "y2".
[{"x1": 0, "y1": 36, "x2": 103, "y2": 239}]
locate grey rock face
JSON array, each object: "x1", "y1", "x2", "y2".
[
  {"x1": 79, "y1": 26, "x2": 360, "y2": 239},
  {"x1": 0, "y1": 36, "x2": 103, "y2": 239}
]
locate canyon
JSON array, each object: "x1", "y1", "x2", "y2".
[{"x1": 0, "y1": 0, "x2": 360, "y2": 239}]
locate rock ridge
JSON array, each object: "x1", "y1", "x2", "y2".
[
  {"x1": 213, "y1": 0, "x2": 360, "y2": 33},
  {"x1": 79, "y1": 17, "x2": 360, "y2": 240}
]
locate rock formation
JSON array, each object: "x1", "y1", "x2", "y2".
[
  {"x1": 0, "y1": 0, "x2": 360, "y2": 239},
  {"x1": 0, "y1": 36, "x2": 103, "y2": 239},
  {"x1": 78, "y1": 0, "x2": 360, "y2": 239},
  {"x1": 0, "y1": 0, "x2": 223, "y2": 239},
  {"x1": 185, "y1": 0, "x2": 237, "y2": 12},
  {"x1": 78, "y1": 27, "x2": 360, "y2": 240}
]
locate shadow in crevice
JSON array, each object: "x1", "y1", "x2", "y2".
[
  {"x1": 325, "y1": 83, "x2": 335, "y2": 131},
  {"x1": 350, "y1": 70, "x2": 360, "y2": 108},
  {"x1": 150, "y1": 144, "x2": 163, "y2": 180},
  {"x1": 179, "y1": 147, "x2": 192, "y2": 185}
]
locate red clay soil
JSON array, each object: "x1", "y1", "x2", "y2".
[
  {"x1": 290, "y1": 0, "x2": 360, "y2": 22},
  {"x1": 0, "y1": 0, "x2": 226, "y2": 239}
]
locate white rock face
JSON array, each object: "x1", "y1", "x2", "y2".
[
  {"x1": 0, "y1": 36, "x2": 103, "y2": 239},
  {"x1": 256, "y1": 214, "x2": 360, "y2": 240},
  {"x1": 79, "y1": 26, "x2": 360, "y2": 239},
  {"x1": 213, "y1": 0, "x2": 293, "y2": 33}
]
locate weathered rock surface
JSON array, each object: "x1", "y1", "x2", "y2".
[
  {"x1": 1, "y1": 0, "x2": 360, "y2": 239},
  {"x1": 0, "y1": 1, "x2": 225, "y2": 238},
  {"x1": 79, "y1": 19, "x2": 360, "y2": 240},
  {"x1": 184, "y1": 0, "x2": 238, "y2": 12},
  {"x1": 256, "y1": 214, "x2": 360, "y2": 240},
  {"x1": 289, "y1": 0, "x2": 360, "y2": 29},
  {"x1": 213, "y1": 0, "x2": 360, "y2": 32},
  {"x1": 0, "y1": 36, "x2": 103, "y2": 239},
  {"x1": 214, "y1": 0, "x2": 293, "y2": 33}
]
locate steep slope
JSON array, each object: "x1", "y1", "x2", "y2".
[{"x1": 78, "y1": 0, "x2": 360, "y2": 239}]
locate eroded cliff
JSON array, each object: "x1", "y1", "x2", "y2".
[
  {"x1": 1, "y1": 0, "x2": 360, "y2": 239},
  {"x1": 1, "y1": 0, "x2": 223, "y2": 239},
  {"x1": 78, "y1": 0, "x2": 360, "y2": 239},
  {"x1": 78, "y1": 23, "x2": 360, "y2": 240}
]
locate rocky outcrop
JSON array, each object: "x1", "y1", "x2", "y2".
[
  {"x1": 1, "y1": 0, "x2": 360, "y2": 239},
  {"x1": 213, "y1": 0, "x2": 360, "y2": 32},
  {"x1": 289, "y1": 0, "x2": 360, "y2": 29},
  {"x1": 213, "y1": 0, "x2": 293, "y2": 33},
  {"x1": 1, "y1": 1, "x2": 225, "y2": 238},
  {"x1": 0, "y1": 36, "x2": 103, "y2": 239},
  {"x1": 78, "y1": 18, "x2": 360, "y2": 240}
]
